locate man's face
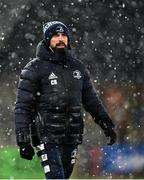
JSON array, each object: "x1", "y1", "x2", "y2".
[{"x1": 50, "y1": 32, "x2": 68, "y2": 49}]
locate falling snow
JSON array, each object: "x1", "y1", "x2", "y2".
[{"x1": 0, "y1": 0, "x2": 144, "y2": 179}]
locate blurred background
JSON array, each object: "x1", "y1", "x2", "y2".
[{"x1": 0, "y1": 0, "x2": 144, "y2": 179}]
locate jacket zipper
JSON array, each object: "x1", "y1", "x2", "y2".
[{"x1": 61, "y1": 65, "x2": 70, "y2": 134}]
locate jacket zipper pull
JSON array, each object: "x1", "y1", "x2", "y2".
[{"x1": 63, "y1": 64, "x2": 68, "y2": 68}]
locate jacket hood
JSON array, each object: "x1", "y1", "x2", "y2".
[{"x1": 36, "y1": 40, "x2": 53, "y2": 60}]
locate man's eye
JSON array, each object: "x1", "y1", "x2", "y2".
[{"x1": 54, "y1": 34, "x2": 59, "y2": 37}]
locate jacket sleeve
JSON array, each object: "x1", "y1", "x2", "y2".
[
  {"x1": 82, "y1": 68, "x2": 114, "y2": 131},
  {"x1": 15, "y1": 61, "x2": 39, "y2": 145}
]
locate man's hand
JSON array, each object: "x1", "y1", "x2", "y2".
[
  {"x1": 104, "y1": 129, "x2": 117, "y2": 145},
  {"x1": 20, "y1": 144, "x2": 35, "y2": 160}
]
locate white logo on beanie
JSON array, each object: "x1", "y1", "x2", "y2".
[
  {"x1": 43, "y1": 21, "x2": 65, "y2": 33},
  {"x1": 56, "y1": 25, "x2": 64, "y2": 33}
]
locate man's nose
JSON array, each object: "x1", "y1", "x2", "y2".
[{"x1": 58, "y1": 34, "x2": 64, "y2": 41}]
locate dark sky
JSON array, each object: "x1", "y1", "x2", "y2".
[{"x1": 0, "y1": 0, "x2": 144, "y2": 85}]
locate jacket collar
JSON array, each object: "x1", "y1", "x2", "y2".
[{"x1": 36, "y1": 40, "x2": 72, "y2": 65}]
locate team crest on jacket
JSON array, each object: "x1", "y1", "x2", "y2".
[
  {"x1": 73, "y1": 70, "x2": 82, "y2": 79},
  {"x1": 48, "y1": 72, "x2": 58, "y2": 85}
]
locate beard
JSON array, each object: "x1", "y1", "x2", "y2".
[{"x1": 52, "y1": 41, "x2": 69, "y2": 64}]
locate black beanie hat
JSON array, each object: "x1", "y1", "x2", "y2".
[{"x1": 43, "y1": 21, "x2": 71, "y2": 49}]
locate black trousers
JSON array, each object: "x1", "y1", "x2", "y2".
[{"x1": 36, "y1": 143, "x2": 78, "y2": 179}]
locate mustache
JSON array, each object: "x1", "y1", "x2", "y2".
[{"x1": 56, "y1": 41, "x2": 66, "y2": 47}]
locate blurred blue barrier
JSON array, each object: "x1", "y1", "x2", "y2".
[{"x1": 101, "y1": 144, "x2": 144, "y2": 173}]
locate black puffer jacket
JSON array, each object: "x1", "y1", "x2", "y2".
[{"x1": 15, "y1": 40, "x2": 114, "y2": 146}]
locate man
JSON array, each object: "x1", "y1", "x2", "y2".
[{"x1": 15, "y1": 21, "x2": 116, "y2": 179}]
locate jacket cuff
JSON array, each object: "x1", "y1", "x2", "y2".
[
  {"x1": 95, "y1": 118, "x2": 114, "y2": 131},
  {"x1": 16, "y1": 131, "x2": 30, "y2": 146}
]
